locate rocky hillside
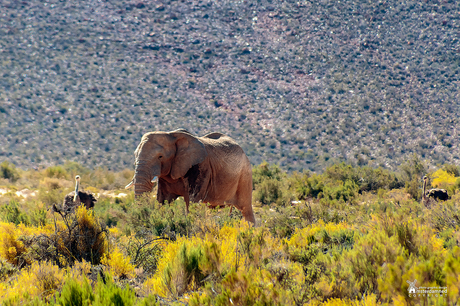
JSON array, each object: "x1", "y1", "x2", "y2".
[{"x1": 1, "y1": 0, "x2": 459, "y2": 172}]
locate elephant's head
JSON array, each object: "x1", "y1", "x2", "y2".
[{"x1": 125, "y1": 130, "x2": 207, "y2": 196}]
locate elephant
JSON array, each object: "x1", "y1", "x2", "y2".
[{"x1": 125, "y1": 129, "x2": 255, "y2": 224}]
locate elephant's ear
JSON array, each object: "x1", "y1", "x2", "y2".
[{"x1": 170, "y1": 132, "x2": 207, "y2": 180}]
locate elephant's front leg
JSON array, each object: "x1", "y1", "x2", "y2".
[
  {"x1": 184, "y1": 192, "x2": 190, "y2": 214},
  {"x1": 157, "y1": 190, "x2": 177, "y2": 204},
  {"x1": 157, "y1": 179, "x2": 179, "y2": 204},
  {"x1": 181, "y1": 178, "x2": 191, "y2": 214}
]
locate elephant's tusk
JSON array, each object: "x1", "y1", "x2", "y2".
[
  {"x1": 151, "y1": 176, "x2": 158, "y2": 183},
  {"x1": 125, "y1": 180, "x2": 134, "y2": 189}
]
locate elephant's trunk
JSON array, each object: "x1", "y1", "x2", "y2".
[
  {"x1": 134, "y1": 172, "x2": 154, "y2": 197},
  {"x1": 126, "y1": 162, "x2": 157, "y2": 197}
]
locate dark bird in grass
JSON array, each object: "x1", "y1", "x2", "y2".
[
  {"x1": 423, "y1": 175, "x2": 448, "y2": 205},
  {"x1": 62, "y1": 175, "x2": 96, "y2": 212}
]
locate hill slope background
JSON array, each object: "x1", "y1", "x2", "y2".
[{"x1": 1, "y1": 0, "x2": 459, "y2": 172}]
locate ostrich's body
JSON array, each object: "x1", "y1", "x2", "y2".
[
  {"x1": 423, "y1": 176, "x2": 448, "y2": 204},
  {"x1": 62, "y1": 175, "x2": 96, "y2": 211}
]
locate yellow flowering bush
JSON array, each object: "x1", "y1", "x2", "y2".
[
  {"x1": 53, "y1": 205, "x2": 108, "y2": 265},
  {"x1": 0, "y1": 222, "x2": 28, "y2": 266},
  {"x1": 306, "y1": 294, "x2": 380, "y2": 306},
  {"x1": 67, "y1": 259, "x2": 92, "y2": 283},
  {"x1": 101, "y1": 247, "x2": 135, "y2": 279},
  {"x1": 143, "y1": 220, "x2": 288, "y2": 300},
  {"x1": 0, "y1": 222, "x2": 53, "y2": 266},
  {"x1": 431, "y1": 169, "x2": 457, "y2": 189},
  {"x1": 286, "y1": 219, "x2": 352, "y2": 252},
  {"x1": 0, "y1": 261, "x2": 65, "y2": 303}
]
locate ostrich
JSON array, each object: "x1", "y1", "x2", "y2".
[
  {"x1": 62, "y1": 175, "x2": 96, "y2": 212},
  {"x1": 423, "y1": 176, "x2": 448, "y2": 205}
]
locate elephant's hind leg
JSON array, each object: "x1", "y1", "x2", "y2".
[{"x1": 235, "y1": 171, "x2": 255, "y2": 225}]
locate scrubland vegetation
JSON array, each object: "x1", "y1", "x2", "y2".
[{"x1": 0, "y1": 159, "x2": 460, "y2": 305}]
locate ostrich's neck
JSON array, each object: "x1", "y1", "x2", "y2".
[{"x1": 423, "y1": 180, "x2": 427, "y2": 200}]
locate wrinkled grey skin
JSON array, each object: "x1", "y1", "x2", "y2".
[{"x1": 126, "y1": 129, "x2": 255, "y2": 224}]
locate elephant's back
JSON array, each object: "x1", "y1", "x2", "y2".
[
  {"x1": 199, "y1": 133, "x2": 250, "y2": 171},
  {"x1": 200, "y1": 133, "x2": 242, "y2": 153},
  {"x1": 203, "y1": 132, "x2": 225, "y2": 140}
]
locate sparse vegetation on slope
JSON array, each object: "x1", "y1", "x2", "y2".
[{"x1": 1, "y1": 0, "x2": 460, "y2": 172}]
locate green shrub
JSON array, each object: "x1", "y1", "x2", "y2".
[
  {"x1": 325, "y1": 163, "x2": 402, "y2": 193},
  {"x1": 136, "y1": 295, "x2": 159, "y2": 306},
  {"x1": 399, "y1": 154, "x2": 426, "y2": 193},
  {"x1": 53, "y1": 276, "x2": 138, "y2": 306},
  {"x1": 400, "y1": 154, "x2": 426, "y2": 178},
  {"x1": 252, "y1": 162, "x2": 291, "y2": 205},
  {"x1": 62, "y1": 161, "x2": 91, "y2": 178},
  {"x1": 288, "y1": 163, "x2": 402, "y2": 204},
  {"x1": 253, "y1": 177, "x2": 290, "y2": 205},
  {"x1": 379, "y1": 252, "x2": 446, "y2": 305},
  {"x1": 442, "y1": 164, "x2": 460, "y2": 177},
  {"x1": 93, "y1": 275, "x2": 136, "y2": 306},
  {"x1": 404, "y1": 177, "x2": 422, "y2": 200},
  {"x1": 444, "y1": 246, "x2": 460, "y2": 302},
  {"x1": 30, "y1": 208, "x2": 48, "y2": 227},
  {"x1": 320, "y1": 229, "x2": 403, "y2": 300},
  {"x1": 163, "y1": 242, "x2": 205, "y2": 297},
  {"x1": 252, "y1": 162, "x2": 285, "y2": 186},
  {"x1": 259, "y1": 204, "x2": 315, "y2": 238},
  {"x1": 0, "y1": 200, "x2": 30, "y2": 225},
  {"x1": 44, "y1": 165, "x2": 68, "y2": 179},
  {"x1": 53, "y1": 277, "x2": 94, "y2": 306},
  {"x1": 322, "y1": 179, "x2": 359, "y2": 203},
  {"x1": 128, "y1": 196, "x2": 193, "y2": 238},
  {"x1": 289, "y1": 171, "x2": 324, "y2": 200},
  {"x1": 0, "y1": 258, "x2": 16, "y2": 282},
  {"x1": 288, "y1": 244, "x2": 325, "y2": 301},
  {"x1": 0, "y1": 161, "x2": 19, "y2": 182},
  {"x1": 38, "y1": 186, "x2": 67, "y2": 207},
  {"x1": 427, "y1": 200, "x2": 460, "y2": 232}
]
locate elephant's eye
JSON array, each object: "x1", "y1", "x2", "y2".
[{"x1": 158, "y1": 155, "x2": 163, "y2": 159}]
